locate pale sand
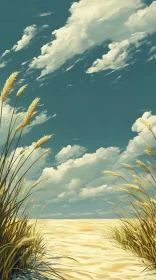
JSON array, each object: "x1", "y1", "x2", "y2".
[{"x1": 29, "y1": 219, "x2": 156, "y2": 280}]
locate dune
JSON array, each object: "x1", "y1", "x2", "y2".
[{"x1": 28, "y1": 219, "x2": 156, "y2": 280}]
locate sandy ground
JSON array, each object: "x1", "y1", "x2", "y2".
[{"x1": 29, "y1": 219, "x2": 156, "y2": 280}]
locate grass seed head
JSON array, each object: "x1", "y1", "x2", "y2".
[
  {"x1": 121, "y1": 183, "x2": 145, "y2": 194},
  {"x1": 1, "y1": 72, "x2": 19, "y2": 102},
  {"x1": 144, "y1": 149, "x2": 154, "y2": 156},
  {"x1": 147, "y1": 160, "x2": 156, "y2": 172},
  {"x1": 119, "y1": 188, "x2": 132, "y2": 195},
  {"x1": 103, "y1": 170, "x2": 126, "y2": 181},
  {"x1": 32, "y1": 177, "x2": 49, "y2": 188},
  {"x1": 16, "y1": 98, "x2": 40, "y2": 132},
  {"x1": 22, "y1": 97, "x2": 40, "y2": 127},
  {"x1": 143, "y1": 139, "x2": 153, "y2": 151},
  {"x1": 16, "y1": 123, "x2": 23, "y2": 132},
  {"x1": 44, "y1": 148, "x2": 50, "y2": 154},
  {"x1": 136, "y1": 160, "x2": 151, "y2": 174},
  {"x1": 121, "y1": 163, "x2": 134, "y2": 170},
  {"x1": 16, "y1": 84, "x2": 28, "y2": 97},
  {"x1": 35, "y1": 135, "x2": 53, "y2": 149},
  {"x1": 15, "y1": 112, "x2": 23, "y2": 119},
  {"x1": 139, "y1": 118, "x2": 152, "y2": 131}
]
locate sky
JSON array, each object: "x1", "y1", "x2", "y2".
[{"x1": 0, "y1": 0, "x2": 156, "y2": 218}]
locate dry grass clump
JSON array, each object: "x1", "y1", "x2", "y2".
[
  {"x1": 0, "y1": 72, "x2": 67, "y2": 280},
  {"x1": 103, "y1": 118, "x2": 156, "y2": 274}
]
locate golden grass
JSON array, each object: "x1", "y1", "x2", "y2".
[
  {"x1": 103, "y1": 119, "x2": 156, "y2": 274},
  {"x1": 0, "y1": 72, "x2": 68, "y2": 280}
]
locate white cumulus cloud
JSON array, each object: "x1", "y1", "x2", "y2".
[
  {"x1": 55, "y1": 144, "x2": 87, "y2": 163},
  {"x1": 79, "y1": 184, "x2": 107, "y2": 199}
]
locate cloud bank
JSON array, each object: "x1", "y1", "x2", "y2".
[
  {"x1": 25, "y1": 110, "x2": 156, "y2": 210},
  {"x1": 2, "y1": 93, "x2": 156, "y2": 218}
]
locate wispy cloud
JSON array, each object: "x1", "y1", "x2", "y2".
[
  {"x1": 38, "y1": 12, "x2": 54, "y2": 17},
  {"x1": 147, "y1": 45, "x2": 156, "y2": 61},
  {"x1": 148, "y1": 46, "x2": 156, "y2": 55},
  {"x1": 52, "y1": 113, "x2": 57, "y2": 118},
  {"x1": 1, "y1": 25, "x2": 37, "y2": 57},
  {"x1": 1, "y1": 24, "x2": 49, "y2": 61},
  {"x1": 0, "y1": 61, "x2": 7, "y2": 68}
]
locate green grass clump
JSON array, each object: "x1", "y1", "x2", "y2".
[
  {"x1": 103, "y1": 118, "x2": 156, "y2": 274},
  {"x1": 0, "y1": 72, "x2": 66, "y2": 280}
]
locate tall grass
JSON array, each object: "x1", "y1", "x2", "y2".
[
  {"x1": 103, "y1": 118, "x2": 156, "y2": 274},
  {"x1": 0, "y1": 72, "x2": 67, "y2": 280}
]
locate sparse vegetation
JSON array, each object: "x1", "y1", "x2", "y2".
[{"x1": 103, "y1": 118, "x2": 156, "y2": 274}]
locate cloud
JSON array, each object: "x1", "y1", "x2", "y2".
[
  {"x1": 86, "y1": 32, "x2": 146, "y2": 73},
  {"x1": 21, "y1": 60, "x2": 29, "y2": 66},
  {"x1": 27, "y1": 110, "x2": 52, "y2": 129},
  {"x1": 88, "y1": 1, "x2": 156, "y2": 73},
  {"x1": 0, "y1": 25, "x2": 37, "y2": 68},
  {"x1": 66, "y1": 178, "x2": 81, "y2": 190},
  {"x1": 148, "y1": 54, "x2": 156, "y2": 61},
  {"x1": 1, "y1": 50, "x2": 10, "y2": 57},
  {"x1": 65, "y1": 65, "x2": 75, "y2": 71},
  {"x1": 52, "y1": 113, "x2": 57, "y2": 118},
  {"x1": 10, "y1": 25, "x2": 37, "y2": 55},
  {"x1": 1, "y1": 24, "x2": 47, "y2": 58},
  {"x1": 29, "y1": 0, "x2": 150, "y2": 78},
  {"x1": 0, "y1": 61, "x2": 7, "y2": 68},
  {"x1": 55, "y1": 144, "x2": 87, "y2": 163},
  {"x1": 87, "y1": 40, "x2": 130, "y2": 73},
  {"x1": 34, "y1": 146, "x2": 121, "y2": 203},
  {"x1": 118, "y1": 111, "x2": 156, "y2": 163},
  {"x1": 147, "y1": 45, "x2": 156, "y2": 61},
  {"x1": 148, "y1": 46, "x2": 156, "y2": 55},
  {"x1": 79, "y1": 184, "x2": 107, "y2": 199},
  {"x1": 38, "y1": 12, "x2": 54, "y2": 17},
  {"x1": 13, "y1": 25, "x2": 37, "y2": 52},
  {"x1": 125, "y1": 2, "x2": 156, "y2": 34},
  {"x1": 53, "y1": 179, "x2": 82, "y2": 202}
]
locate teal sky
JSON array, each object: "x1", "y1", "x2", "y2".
[{"x1": 0, "y1": 0, "x2": 156, "y2": 218}]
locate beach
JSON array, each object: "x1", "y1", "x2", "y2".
[{"x1": 28, "y1": 219, "x2": 156, "y2": 280}]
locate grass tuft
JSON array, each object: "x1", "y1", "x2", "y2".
[
  {"x1": 0, "y1": 73, "x2": 68, "y2": 280},
  {"x1": 103, "y1": 118, "x2": 156, "y2": 274}
]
